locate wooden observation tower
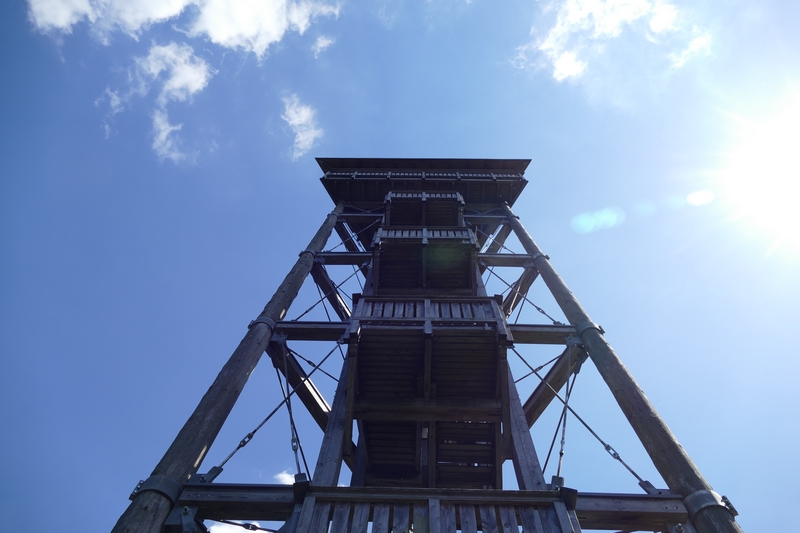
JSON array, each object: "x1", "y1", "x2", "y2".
[{"x1": 113, "y1": 158, "x2": 743, "y2": 533}]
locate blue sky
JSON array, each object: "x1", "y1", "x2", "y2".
[{"x1": 2, "y1": 0, "x2": 799, "y2": 531}]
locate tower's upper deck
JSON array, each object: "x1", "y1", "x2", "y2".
[{"x1": 318, "y1": 158, "x2": 529, "y2": 212}]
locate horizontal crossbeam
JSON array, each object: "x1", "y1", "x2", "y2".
[
  {"x1": 317, "y1": 252, "x2": 534, "y2": 268},
  {"x1": 175, "y1": 484, "x2": 688, "y2": 530},
  {"x1": 353, "y1": 398, "x2": 503, "y2": 422},
  {"x1": 273, "y1": 322, "x2": 578, "y2": 344}
]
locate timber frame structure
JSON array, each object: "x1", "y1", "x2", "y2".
[{"x1": 112, "y1": 158, "x2": 743, "y2": 533}]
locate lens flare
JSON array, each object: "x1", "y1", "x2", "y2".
[{"x1": 571, "y1": 207, "x2": 626, "y2": 234}]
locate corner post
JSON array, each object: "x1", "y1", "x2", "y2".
[
  {"x1": 501, "y1": 203, "x2": 742, "y2": 533},
  {"x1": 112, "y1": 202, "x2": 346, "y2": 533}
]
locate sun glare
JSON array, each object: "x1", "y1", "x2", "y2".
[{"x1": 719, "y1": 95, "x2": 800, "y2": 249}]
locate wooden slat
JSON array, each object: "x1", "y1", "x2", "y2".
[
  {"x1": 517, "y1": 506, "x2": 543, "y2": 533},
  {"x1": 440, "y1": 504, "x2": 457, "y2": 533},
  {"x1": 351, "y1": 503, "x2": 371, "y2": 533},
  {"x1": 414, "y1": 503, "x2": 430, "y2": 533},
  {"x1": 393, "y1": 503, "x2": 410, "y2": 533},
  {"x1": 459, "y1": 505, "x2": 478, "y2": 533},
  {"x1": 329, "y1": 503, "x2": 351, "y2": 533},
  {"x1": 498, "y1": 506, "x2": 519, "y2": 533},
  {"x1": 478, "y1": 505, "x2": 499, "y2": 533},
  {"x1": 429, "y1": 499, "x2": 442, "y2": 533},
  {"x1": 553, "y1": 500, "x2": 575, "y2": 533},
  {"x1": 309, "y1": 501, "x2": 332, "y2": 533},
  {"x1": 373, "y1": 504, "x2": 391, "y2": 533}
]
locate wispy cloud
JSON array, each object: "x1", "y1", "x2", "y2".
[
  {"x1": 98, "y1": 41, "x2": 214, "y2": 161},
  {"x1": 135, "y1": 41, "x2": 215, "y2": 106},
  {"x1": 514, "y1": 0, "x2": 710, "y2": 83},
  {"x1": 138, "y1": 42, "x2": 214, "y2": 161},
  {"x1": 281, "y1": 94, "x2": 323, "y2": 161},
  {"x1": 30, "y1": 0, "x2": 339, "y2": 161},
  {"x1": 312, "y1": 35, "x2": 334, "y2": 58},
  {"x1": 669, "y1": 32, "x2": 712, "y2": 68},
  {"x1": 151, "y1": 109, "x2": 184, "y2": 162},
  {"x1": 27, "y1": 0, "x2": 340, "y2": 58}
]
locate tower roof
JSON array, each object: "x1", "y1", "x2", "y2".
[
  {"x1": 316, "y1": 157, "x2": 531, "y2": 173},
  {"x1": 317, "y1": 157, "x2": 530, "y2": 211}
]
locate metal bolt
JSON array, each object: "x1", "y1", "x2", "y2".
[{"x1": 183, "y1": 506, "x2": 190, "y2": 515}]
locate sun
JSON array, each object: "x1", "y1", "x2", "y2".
[{"x1": 718, "y1": 94, "x2": 800, "y2": 250}]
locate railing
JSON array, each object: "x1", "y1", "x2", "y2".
[
  {"x1": 169, "y1": 483, "x2": 688, "y2": 532},
  {"x1": 296, "y1": 487, "x2": 579, "y2": 533},
  {"x1": 354, "y1": 296, "x2": 501, "y2": 322}
]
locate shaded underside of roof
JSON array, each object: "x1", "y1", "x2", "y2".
[{"x1": 317, "y1": 157, "x2": 530, "y2": 211}]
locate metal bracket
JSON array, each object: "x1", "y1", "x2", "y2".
[
  {"x1": 129, "y1": 474, "x2": 183, "y2": 504},
  {"x1": 293, "y1": 473, "x2": 311, "y2": 503},
  {"x1": 186, "y1": 466, "x2": 223, "y2": 485},
  {"x1": 683, "y1": 489, "x2": 737, "y2": 520},
  {"x1": 180, "y1": 506, "x2": 209, "y2": 533},
  {"x1": 299, "y1": 249, "x2": 318, "y2": 258},
  {"x1": 530, "y1": 252, "x2": 549, "y2": 262},
  {"x1": 565, "y1": 335, "x2": 586, "y2": 374},
  {"x1": 576, "y1": 320, "x2": 605, "y2": 336},
  {"x1": 249, "y1": 316, "x2": 276, "y2": 330}
]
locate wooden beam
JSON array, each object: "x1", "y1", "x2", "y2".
[
  {"x1": 175, "y1": 485, "x2": 689, "y2": 530},
  {"x1": 266, "y1": 340, "x2": 332, "y2": 432},
  {"x1": 318, "y1": 252, "x2": 372, "y2": 265},
  {"x1": 353, "y1": 398, "x2": 503, "y2": 422},
  {"x1": 312, "y1": 359, "x2": 350, "y2": 486},
  {"x1": 523, "y1": 345, "x2": 587, "y2": 427},
  {"x1": 272, "y1": 322, "x2": 578, "y2": 344},
  {"x1": 502, "y1": 203, "x2": 743, "y2": 533},
  {"x1": 479, "y1": 253, "x2": 533, "y2": 268},
  {"x1": 344, "y1": 342, "x2": 358, "y2": 460},
  {"x1": 310, "y1": 262, "x2": 352, "y2": 321},
  {"x1": 274, "y1": 321, "x2": 347, "y2": 341},
  {"x1": 479, "y1": 224, "x2": 512, "y2": 274},
  {"x1": 506, "y1": 365, "x2": 547, "y2": 491},
  {"x1": 317, "y1": 252, "x2": 533, "y2": 268},
  {"x1": 333, "y1": 221, "x2": 370, "y2": 278},
  {"x1": 508, "y1": 324, "x2": 577, "y2": 344},
  {"x1": 112, "y1": 203, "x2": 346, "y2": 533},
  {"x1": 501, "y1": 267, "x2": 539, "y2": 317},
  {"x1": 334, "y1": 221, "x2": 361, "y2": 253}
]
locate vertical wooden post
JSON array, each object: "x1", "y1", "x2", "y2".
[
  {"x1": 112, "y1": 203, "x2": 346, "y2": 533},
  {"x1": 501, "y1": 203, "x2": 743, "y2": 533},
  {"x1": 312, "y1": 359, "x2": 350, "y2": 486}
]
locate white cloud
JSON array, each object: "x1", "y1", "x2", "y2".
[
  {"x1": 28, "y1": 0, "x2": 95, "y2": 33},
  {"x1": 98, "y1": 42, "x2": 213, "y2": 161},
  {"x1": 649, "y1": 2, "x2": 678, "y2": 33},
  {"x1": 274, "y1": 469, "x2": 295, "y2": 484},
  {"x1": 552, "y1": 51, "x2": 587, "y2": 81},
  {"x1": 152, "y1": 109, "x2": 185, "y2": 162},
  {"x1": 670, "y1": 32, "x2": 711, "y2": 68},
  {"x1": 312, "y1": 35, "x2": 334, "y2": 58},
  {"x1": 27, "y1": 0, "x2": 340, "y2": 57},
  {"x1": 281, "y1": 94, "x2": 323, "y2": 161},
  {"x1": 135, "y1": 42, "x2": 215, "y2": 106},
  {"x1": 134, "y1": 42, "x2": 214, "y2": 161},
  {"x1": 516, "y1": 0, "x2": 709, "y2": 83}
]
